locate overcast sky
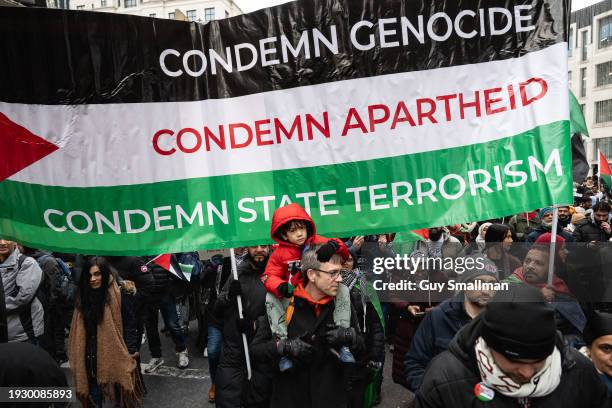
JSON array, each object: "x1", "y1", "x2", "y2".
[{"x1": 236, "y1": 0, "x2": 602, "y2": 14}]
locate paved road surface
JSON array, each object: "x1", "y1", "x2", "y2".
[{"x1": 63, "y1": 316, "x2": 415, "y2": 407}]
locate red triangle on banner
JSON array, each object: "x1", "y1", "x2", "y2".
[{"x1": 0, "y1": 112, "x2": 59, "y2": 182}]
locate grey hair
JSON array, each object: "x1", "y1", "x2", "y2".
[{"x1": 301, "y1": 244, "x2": 344, "y2": 273}]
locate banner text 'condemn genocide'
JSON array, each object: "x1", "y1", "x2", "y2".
[{"x1": 159, "y1": 5, "x2": 536, "y2": 78}]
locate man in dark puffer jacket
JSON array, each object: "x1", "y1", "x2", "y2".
[{"x1": 416, "y1": 285, "x2": 610, "y2": 408}]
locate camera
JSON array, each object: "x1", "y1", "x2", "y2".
[{"x1": 364, "y1": 235, "x2": 379, "y2": 243}]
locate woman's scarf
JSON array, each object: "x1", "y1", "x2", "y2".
[
  {"x1": 68, "y1": 279, "x2": 144, "y2": 407},
  {"x1": 474, "y1": 337, "x2": 562, "y2": 399}
]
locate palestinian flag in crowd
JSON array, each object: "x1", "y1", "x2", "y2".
[
  {"x1": 598, "y1": 150, "x2": 612, "y2": 188},
  {"x1": 150, "y1": 254, "x2": 189, "y2": 282},
  {"x1": 0, "y1": 1, "x2": 573, "y2": 255}
]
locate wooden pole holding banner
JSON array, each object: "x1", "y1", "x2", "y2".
[
  {"x1": 547, "y1": 207, "x2": 559, "y2": 287},
  {"x1": 229, "y1": 248, "x2": 253, "y2": 380}
]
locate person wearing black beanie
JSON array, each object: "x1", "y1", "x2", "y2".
[
  {"x1": 481, "y1": 284, "x2": 556, "y2": 361},
  {"x1": 414, "y1": 284, "x2": 611, "y2": 407},
  {"x1": 583, "y1": 311, "x2": 612, "y2": 393}
]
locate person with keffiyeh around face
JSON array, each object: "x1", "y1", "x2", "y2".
[{"x1": 415, "y1": 284, "x2": 610, "y2": 408}]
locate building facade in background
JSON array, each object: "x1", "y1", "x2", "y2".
[
  {"x1": 570, "y1": 0, "x2": 612, "y2": 168},
  {"x1": 66, "y1": 0, "x2": 241, "y2": 22}
]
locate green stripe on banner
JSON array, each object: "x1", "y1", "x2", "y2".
[{"x1": 0, "y1": 121, "x2": 572, "y2": 255}]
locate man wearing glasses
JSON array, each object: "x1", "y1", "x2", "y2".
[{"x1": 250, "y1": 244, "x2": 365, "y2": 408}]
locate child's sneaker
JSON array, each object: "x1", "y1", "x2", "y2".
[
  {"x1": 279, "y1": 356, "x2": 294, "y2": 372},
  {"x1": 339, "y1": 346, "x2": 356, "y2": 363}
]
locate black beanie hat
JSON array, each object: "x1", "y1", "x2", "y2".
[
  {"x1": 583, "y1": 311, "x2": 612, "y2": 346},
  {"x1": 481, "y1": 284, "x2": 556, "y2": 360}
]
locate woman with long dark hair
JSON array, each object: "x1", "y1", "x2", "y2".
[
  {"x1": 68, "y1": 256, "x2": 143, "y2": 407},
  {"x1": 484, "y1": 224, "x2": 521, "y2": 280}
]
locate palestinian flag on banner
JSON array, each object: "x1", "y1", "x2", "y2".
[
  {"x1": 0, "y1": 2, "x2": 573, "y2": 255},
  {"x1": 150, "y1": 254, "x2": 189, "y2": 282},
  {"x1": 598, "y1": 150, "x2": 612, "y2": 188}
]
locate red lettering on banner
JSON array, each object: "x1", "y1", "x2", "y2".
[
  {"x1": 416, "y1": 98, "x2": 438, "y2": 125},
  {"x1": 459, "y1": 91, "x2": 481, "y2": 119},
  {"x1": 520, "y1": 77, "x2": 548, "y2": 106},
  {"x1": 152, "y1": 129, "x2": 176, "y2": 156},
  {"x1": 484, "y1": 87, "x2": 507, "y2": 115},
  {"x1": 275, "y1": 117, "x2": 303, "y2": 143},
  {"x1": 177, "y1": 128, "x2": 202, "y2": 153},
  {"x1": 342, "y1": 108, "x2": 368, "y2": 136},
  {"x1": 368, "y1": 104, "x2": 390, "y2": 132},
  {"x1": 390, "y1": 102, "x2": 416, "y2": 129},
  {"x1": 306, "y1": 112, "x2": 330, "y2": 140},
  {"x1": 149, "y1": 77, "x2": 550, "y2": 157},
  {"x1": 435, "y1": 94, "x2": 457, "y2": 122},
  {"x1": 255, "y1": 119, "x2": 274, "y2": 146},
  {"x1": 204, "y1": 125, "x2": 226, "y2": 151},
  {"x1": 229, "y1": 123, "x2": 253, "y2": 148},
  {"x1": 508, "y1": 84, "x2": 517, "y2": 110}
]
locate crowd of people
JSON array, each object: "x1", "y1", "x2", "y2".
[{"x1": 1, "y1": 177, "x2": 612, "y2": 407}]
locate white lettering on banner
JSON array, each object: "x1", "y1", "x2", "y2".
[
  {"x1": 159, "y1": 6, "x2": 535, "y2": 77},
  {"x1": 42, "y1": 149, "x2": 563, "y2": 235}
]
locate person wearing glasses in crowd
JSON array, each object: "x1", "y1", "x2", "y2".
[{"x1": 251, "y1": 244, "x2": 365, "y2": 408}]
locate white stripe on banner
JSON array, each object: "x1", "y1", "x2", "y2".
[{"x1": 4, "y1": 43, "x2": 568, "y2": 187}]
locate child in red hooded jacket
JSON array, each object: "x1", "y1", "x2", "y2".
[{"x1": 262, "y1": 203, "x2": 353, "y2": 371}]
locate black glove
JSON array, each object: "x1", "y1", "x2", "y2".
[
  {"x1": 236, "y1": 318, "x2": 253, "y2": 335},
  {"x1": 228, "y1": 280, "x2": 242, "y2": 298},
  {"x1": 277, "y1": 338, "x2": 313, "y2": 360},
  {"x1": 317, "y1": 240, "x2": 340, "y2": 262},
  {"x1": 324, "y1": 324, "x2": 357, "y2": 347},
  {"x1": 278, "y1": 282, "x2": 294, "y2": 298}
]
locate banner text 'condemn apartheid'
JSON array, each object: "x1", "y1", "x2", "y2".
[{"x1": 152, "y1": 77, "x2": 546, "y2": 155}]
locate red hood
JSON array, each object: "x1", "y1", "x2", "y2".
[
  {"x1": 511, "y1": 267, "x2": 573, "y2": 297},
  {"x1": 270, "y1": 203, "x2": 316, "y2": 245}
]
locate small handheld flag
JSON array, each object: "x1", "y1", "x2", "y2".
[
  {"x1": 150, "y1": 254, "x2": 189, "y2": 282},
  {"x1": 598, "y1": 150, "x2": 612, "y2": 189}
]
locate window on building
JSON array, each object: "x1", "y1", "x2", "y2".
[
  {"x1": 569, "y1": 70, "x2": 572, "y2": 89},
  {"x1": 100, "y1": 0, "x2": 106, "y2": 6},
  {"x1": 569, "y1": 28, "x2": 573, "y2": 57},
  {"x1": 596, "y1": 99, "x2": 612, "y2": 123},
  {"x1": 581, "y1": 104, "x2": 586, "y2": 113},
  {"x1": 596, "y1": 61, "x2": 612, "y2": 87},
  {"x1": 581, "y1": 67, "x2": 587, "y2": 97},
  {"x1": 124, "y1": 0, "x2": 135, "y2": 7},
  {"x1": 225, "y1": 10, "x2": 229, "y2": 18},
  {"x1": 186, "y1": 10, "x2": 197, "y2": 21},
  {"x1": 204, "y1": 7, "x2": 215, "y2": 21},
  {"x1": 596, "y1": 137, "x2": 612, "y2": 160},
  {"x1": 168, "y1": 12, "x2": 175, "y2": 19},
  {"x1": 582, "y1": 30, "x2": 588, "y2": 61},
  {"x1": 600, "y1": 16, "x2": 612, "y2": 48},
  {"x1": 149, "y1": 13, "x2": 156, "y2": 17}
]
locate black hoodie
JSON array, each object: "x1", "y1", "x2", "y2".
[{"x1": 415, "y1": 316, "x2": 610, "y2": 408}]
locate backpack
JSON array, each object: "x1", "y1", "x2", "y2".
[{"x1": 37, "y1": 254, "x2": 75, "y2": 305}]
